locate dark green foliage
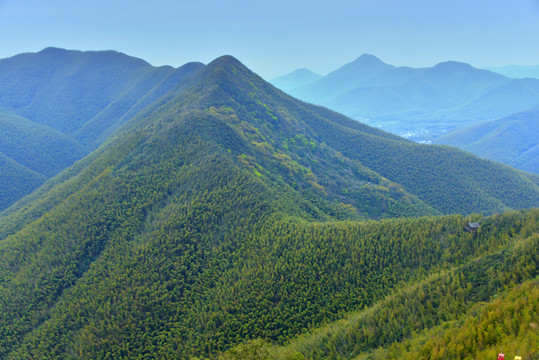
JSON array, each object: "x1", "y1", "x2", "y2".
[
  {"x1": 219, "y1": 339, "x2": 306, "y2": 360},
  {"x1": 0, "y1": 54, "x2": 538, "y2": 360},
  {"x1": 0, "y1": 152, "x2": 45, "y2": 210},
  {"x1": 285, "y1": 212, "x2": 538, "y2": 359},
  {"x1": 0, "y1": 106, "x2": 87, "y2": 176}
]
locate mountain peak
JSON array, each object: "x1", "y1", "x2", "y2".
[
  {"x1": 202, "y1": 55, "x2": 255, "y2": 82},
  {"x1": 335, "y1": 53, "x2": 393, "y2": 74},
  {"x1": 318, "y1": 53, "x2": 394, "y2": 88},
  {"x1": 355, "y1": 53, "x2": 385, "y2": 64},
  {"x1": 270, "y1": 68, "x2": 322, "y2": 93},
  {"x1": 200, "y1": 55, "x2": 260, "y2": 92},
  {"x1": 292, "y1": 68, "x2": 319, "y2": 75},
  {"x1": 207, "y1": 55, "x2": 245, "y2": 70},
  {"x1": 432, "y1": 60, "x2": 475, "y2": 71},
  {"x1": 40, "y1": 47, "x2": 73, "y2": 54}
]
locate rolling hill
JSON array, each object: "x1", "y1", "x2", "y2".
[
  {"x1": 435, "y1": 104, "x2": 539, "y2": 174},
  {"x1": 0, "y1": 54, "x2": 538, "y2": 359}
]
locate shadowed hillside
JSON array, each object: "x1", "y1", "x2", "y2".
[{"x1": 0, "y1": 48, "x2": 204, "y2": 210}]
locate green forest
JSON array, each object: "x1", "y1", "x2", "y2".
[{"x1": 0, "y1": 53, "x2": 537, "y2": 359}]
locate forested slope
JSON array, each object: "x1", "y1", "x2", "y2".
[
  {"x1": 0, "y1": 48, "x2": 204, "y2": 210},
  {"x1": 376, "y1": 278, "x2": 539, "y2": 360},
  {"x1": 435, "y1": 105, "x2": 539, "y2": 174},
  {"x1": 0, "y1": 55, "x2": 538, "y2": 359},
  {"x1": 278, "y1": 211, "x2": 538, "y2": 359},
  {"x1": 165, "y1": 55, "x2": 539, "y2": 215},
  {"x1": 0, "y1": 152, "x2": 45, "y2": 211}
]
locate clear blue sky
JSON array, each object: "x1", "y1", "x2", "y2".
[{"x1": 1, "y1": 0, "x2": 538, "y2": 78}]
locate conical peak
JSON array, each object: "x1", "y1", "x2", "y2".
[
  {"x1": 197, "y1": 55, "x2": 266, "y2": 95},
  {"x1": 355, "y1": 53, "x2": 384, "y2": 64},
  {"x1": 346, "y1": 54, "x2": 393, "y2": 70},
  {"x1": 294, "y1": 68, "x2": 316, "y2": 74},
  {"x1": 207, "y1": 55, "x2": 248, "y2": 72}
]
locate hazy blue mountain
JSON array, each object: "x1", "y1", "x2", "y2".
[
  {"x1": 275, "y1": 55, "x2": 539, "y2": 138},
  {"x1": 446, "y1": 77, "x2": 539, "y2": 121},
  {"x1": 0, "y1": 48, "x2": 204, "y2": 210},
  {"x1": 0, "y1": 47, "x2": 205, "y2": 145},
  {"x1": 293, "y1": 54, "x2": 396, "y2": 102},
  {"x1": 435, "y1": 104, "x2": 539, "y2": 173},
  {"x1": 486, "y1": 64, "x2": 539, "y2": 79},
  {"x1": 398, "y1": 61, "x2": 507, "y2": 104},
  {"x1": 270, "y1": 68, "x2": 322, "y2": 93},
  {"x1": 323, "y1": 62, "x2": 505, "y2": 117}
]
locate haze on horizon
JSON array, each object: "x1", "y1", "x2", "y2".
[{"x1": 1, "y1": 0, "x2": 538, "y2": 78}]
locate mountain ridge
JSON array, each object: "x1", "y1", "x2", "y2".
[
  {"x1": 273, "y1": 55, "x2": 539, "y2": 138},
  {"x1": 435, "y1": 104, "x2": 539, "y2": 173},
  {"x1": 0, "y1": 52, "x2": 538, "y2": 359},
  {"x1": 0, "y1": 48, "x2": 204, "y2": 210}
]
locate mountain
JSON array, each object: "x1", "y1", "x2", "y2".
[
  {"x1": 0, "y1": 47, "x2": 204, "y2": 210},
  {"x1": 0, "y1": 152, "x2": 45, "y2": 211},
  {"x1": 270, "y1": 68, "x2": 322, "y2": 93},
  {"x1": 486, "y1": 64, "x2": 539, "y2": 79},
  {"x1": 274, "y1": 55, "x2": 539, "y2": 138},
  {"x1": 0, "y1": 106, "x2": 85, "y2": 209},
  {"x1": 294, "y1": 54, "x2": 396, "y2": 102},
  {"x1": 434, "y1": 104, "x2": 539, "y2": 173},
  {"x1": 0, "y1": 54, "x2": 538, "y2": 359},
  {"x1": 447, "y1": 77, "x2": 539, "y2": 121}
]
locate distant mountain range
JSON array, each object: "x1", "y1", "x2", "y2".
[
  {"x1": 0, "y1": 47, "x2": 204, "y2": 210},
  {"x1": 270, "y1": 54, "x2": 539, "y2": 173},
  {"x1": 1, "y1": 48, "x2": 538, "y2": 212},
  {"x1": 270, "y1": 68, "x2": 322, "y2": 93},
  {"x1": 486, "y1": 64, "x2": 539, "y2": 79},
  {"x1": 270, "y1": 55, "x2": 539, "y2": 136}
]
